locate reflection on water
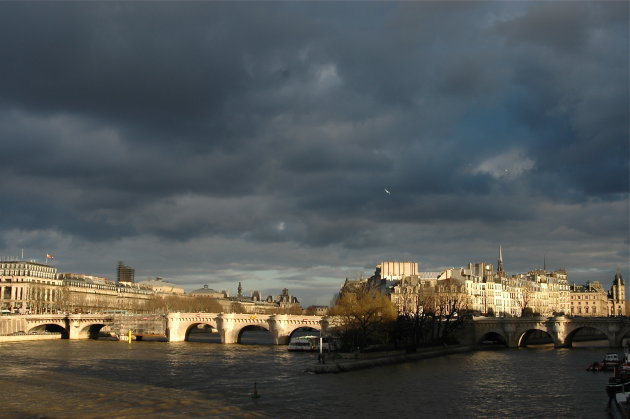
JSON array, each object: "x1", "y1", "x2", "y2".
[{"x1": 0, "y1": 337, "x2": 614, "y2": 418}]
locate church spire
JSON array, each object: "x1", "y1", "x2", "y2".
[{"x1": 498, "y1": 245, "x2": 504, "y2": 273}]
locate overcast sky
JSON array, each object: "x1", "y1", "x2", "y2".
[{"x1": 0, "y1": 2, "x2": 627, "y2": 306}]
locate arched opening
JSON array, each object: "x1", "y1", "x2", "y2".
[
  {"x1": 186, "y1": 323, "x2": 221, "y2": 343},
  {"x1": 478, "y1": 331, "x2": 508, "y2": 347},
  {"x1": 617, "y1": 331, "x2": 630, "y2": 349},
  {"x1": 288, "y1": 326, "x2": 321, "y2": 341},
  {"x1": 238, "y1": 325, "x2": 273, "y2": 345},
  {"x1": 28, "y1": 323, "x2": 68, "y2": 339},
  {"x1": 74, "y1": 323, "x2": 108, "y2": 339},
  {"x1": 565, "y1": 326, "x2": 608, "y2": 348},
  {"x1": 87, "y1": 324, "x2": 107, "y2": 339},
  {"x1": 518, "y1": 329, "x2": 554, "y2": 347}
]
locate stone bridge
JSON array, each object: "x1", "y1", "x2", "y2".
[
  {"x1": 473, "y1": 316, "x2": 630, "y2": 348},
  {"x1": 166, "y1": 313, "x2": 335, "y2": 344},
  {"x1": 2, "y1": 314, "x2": 116, "y2": 339},
  {"x1": 0, "y1": 313, "x2": 336, "y2": 344}
]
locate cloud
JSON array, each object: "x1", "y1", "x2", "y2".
[
  {"x1": 472, "y1": 148, "x2": 535, "y2": 179},
  {"x1": 0, "y1": 2, "x2": 626, "y2": 305}
]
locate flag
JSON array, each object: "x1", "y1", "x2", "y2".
[{"x1": 46, "y1": 254, "x2": 54, "y2": 259}]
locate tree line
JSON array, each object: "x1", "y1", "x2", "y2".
[{"x1": 328, "y1": 280, "x2": 471, "y2": 352}]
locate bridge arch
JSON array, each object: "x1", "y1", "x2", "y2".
[
  {"x1": 236, "y1": 324, "x2": 273, "y2": 345},
  {"x1": 26, "y1": 323, "x2": 68, "y2": 338},
  {"x1": 563, "y1": 325, "x2": 610, "y2": 347},
  {"x1": 516, "y1": 327, "x2": 558, "y2": 347},
  {"x1": 72, "y1": 323, "x2": 108, "y2": 339},
  {"x1": 185, "y1": 321, "x2": 220, "y2": 342},
  {"x1": 614, "y1": 327, "x2": 630, "y2": 348},
  {"x1": 287, "y1": 326, "x2": 321, "y2": 341},
  {"x1": 477, "y1": 331, "x2": 508, "y2": 347}
]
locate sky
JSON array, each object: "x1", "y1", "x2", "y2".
[{"x1": 0, "y1": 1, "x2": 628, "y2": 307}]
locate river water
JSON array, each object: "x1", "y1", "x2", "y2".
[{"x1": 0, "y1": 334, "x2": 615, "y2": 419}]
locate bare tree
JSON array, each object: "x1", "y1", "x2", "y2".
[
  {"x1": 329, "y1": 286, "x2": 397, "y2": 349},
  {"x1": 517, "y1": 282, "x2": 534, "y2": 317}
]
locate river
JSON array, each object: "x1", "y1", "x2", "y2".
[{"x1": 0, "y1": 334, "x2": 614, "y2": 418}]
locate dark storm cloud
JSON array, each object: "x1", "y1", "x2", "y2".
[{"x1": 0, "y1": 2, "x2": 627, "y2": 304}]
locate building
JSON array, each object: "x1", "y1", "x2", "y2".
[
  {"x1": 59, "y1": 273, "x2": 153, "y2": 313},
  {"x1": 377, "y1": 261, "x2": 419, "y2": 280},
  {"x1": 189, "y1": 284, "x2": 226, "y2": 299},
  {"x1": 0, "y1": 260, "x2": 61, "y2": 313},
  {"x1": 0, "y1": 260, "x2": 153, "y2": 314},
  {"x1": 569, "y1": 281, "x2": 609, "y2": 316},
  {"x1": 138, "y1": 277, "x2": 185, "y2": 295},
  {"x1": 189, "y1": 283, "x2": 303, "y2": 314},
  {"x1": 384, "y1": 249, "x2": 622, "y2": 318},
  {"x1": 0, "y1": 256, "x2": 306, "y2": 315},
  {"x1": 117, "y1": 261, "x2": 135, "y2": 283},
  {"x1": 609, "y1": 271, "x2": 625, "y2": 316}
]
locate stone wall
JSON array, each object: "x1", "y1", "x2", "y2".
[{"x1": 0, "y1": 315, "x2": 28, "y2": 335}]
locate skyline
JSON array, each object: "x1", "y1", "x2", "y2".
[{"x1": 0, "y1": 2, "x2": 627, "y2": 306}]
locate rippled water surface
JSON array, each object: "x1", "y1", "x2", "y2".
[{"x1": 0, "y1": 337, "x2": 614, "y2": 418}]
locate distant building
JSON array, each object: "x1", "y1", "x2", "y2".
[
  {"x1": 0, "y1": 260, "x2": 61, "y2": 314},
  {"x1": 381, "y1": 248, "x2": 624, "y2": 318},
  {"x1": 609, "y1": 271, "x2": 625, "y2": 316},
  {"x1": 60, "y1": 273, "x2": 152, "y2": 313},
  {"x1": 138, "y1": 277, "x2": 185, "y2": 295},
  {"x1": 117, "y1": 261, "x2": 135, "y2": 283},
  {"x1": 305, "y1": 305, "x2": 329, "y2": 316},
  {"x1": 569, "y1": 281, "x2": 609, "y2": 316},
  {"x1": 568, "y1": 273, "x2": 625, "y2": 317},
  {"x1": 377, "y1": 261, "x2": 418, "y2": 280},
  {"x1": 189, "y1": 284, "x2": 226, "y2": 299},
  {"x1": 276, "y1": 288, "x2": 300, "y2": 308},
  {"x1": 0, "y1": 259, "x2": 153, "y2": 314}
]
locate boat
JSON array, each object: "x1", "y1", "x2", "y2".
[
  {"x1": 588, "y1": 352, "x2": 621, "y2": 371},
  {"x1": 606, "y1": 353, "x2": 622, "y2": 369},
  {"x1": 288, "y1": 335, "x2": 320, "y2": 352},
  {"x1": 587, "y1": 361, "x2": 605, "y2": 371},
  {"x1": 287, "y1": 336, "x2": 337, "y2": 352},
  {"x1": 607, "y1": 384, "x2": 630, "y2": 419},
  {"x1": 606, "y1": 349, "x2": 630, "y2": 418}
]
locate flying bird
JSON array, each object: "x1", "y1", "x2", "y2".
[{"x1": 384, "y1": 188, "x2": 391, "y2": 195}]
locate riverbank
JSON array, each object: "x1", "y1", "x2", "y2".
[
  {"x1": 305, "y1": 344, "x2": 476, "y2": 374},
  {"x1": 0, "y1": 333, "x2": 62, "y2": 343}
]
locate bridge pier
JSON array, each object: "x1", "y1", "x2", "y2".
[
  {"x1": 608, "y1": 322, "x2": 623, "y2": 348},
  {"x1": 215, "y1": 314, "x2": 239, "y2": 344},
  {"x1": 166, "y1": 313, "x2": 186, "y2": 342},
  {"x1": 268, "y1": 315, "x2": 295, "y2": 345},
  {"x1": 546, "y1": 317, "x2": 570, "y2": 348}
]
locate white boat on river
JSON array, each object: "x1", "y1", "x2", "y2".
[
  {"x1": 288, "y1": 335, "x2": 319, "y2": 351},
  {"x1": 288, "y1": 335, "x2": 336, "y2": 352}
]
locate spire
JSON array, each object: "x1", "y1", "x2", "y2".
[
  {"x1": 498, "y1": 245, "x2": 504, "y2": 273},
  {"x1": 614, "y1": 268, "x2": 624, "y2": 286}
]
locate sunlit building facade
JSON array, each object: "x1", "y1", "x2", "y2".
[{"x1": 383, "y1": 256, "x2": 623, "y2": 318}]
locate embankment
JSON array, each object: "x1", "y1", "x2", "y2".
[
  {"x1": 306, "y1": 344, "x2": 475, "y2": 374},
  {"x1": 0, "y1": 333, "x2": 62, "y2": 343}
]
